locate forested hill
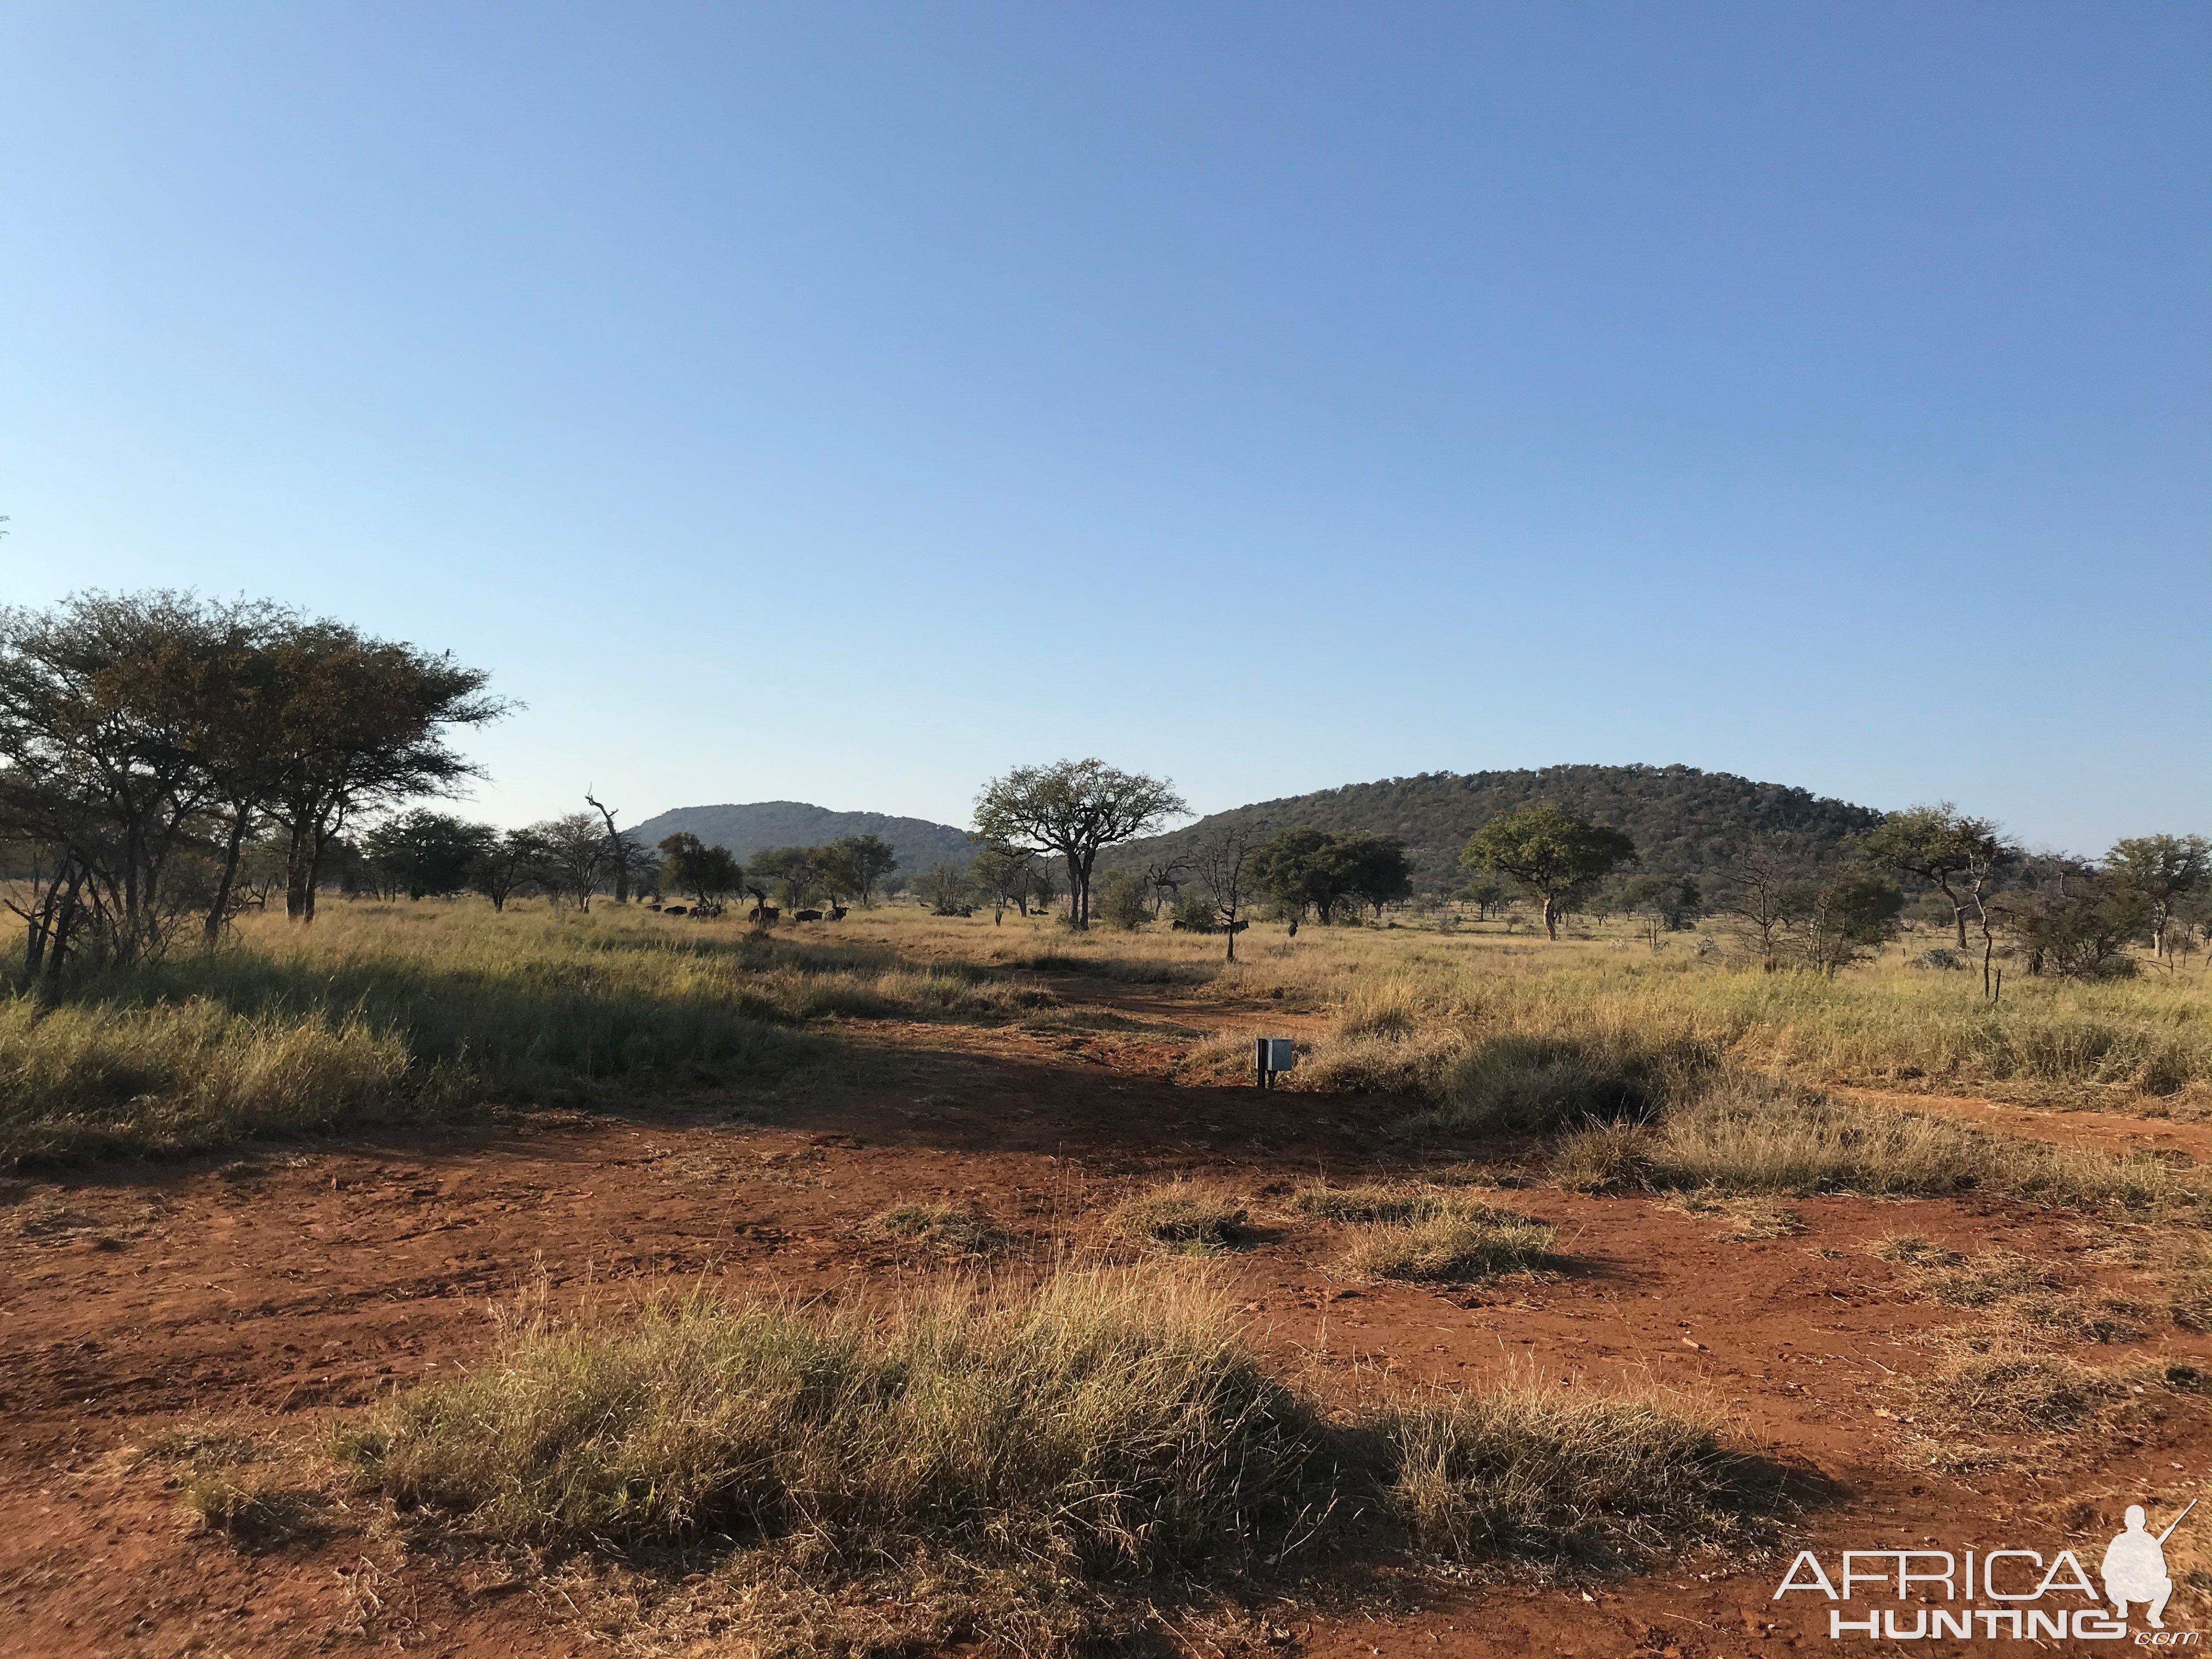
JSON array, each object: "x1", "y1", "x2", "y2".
[
  {"x1": 628, "y1": 802, "x2": 972, "y2": 874},
  {"x1": 1110, "y1": 765, "x2": 1884, "y2": 893}
]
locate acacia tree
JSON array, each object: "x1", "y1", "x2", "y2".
[
  {"x1": 972, "y1": 759, "x2": 1186, "y2": 930},
  {"x1": 1458, "y1": 803, "x2": 1637, "y2": 941},
  {"x1": 1791, "y1": 871, "x2": 1904, "y2": 976},
  {"x1": 971, "y1": 843, "x2": 1035, "y2": 924},
  {"x1": 261, "y1": 621, "x2": 505, "y2": 922},
  {"x1": 917, "y1": 860, "x2": 975, "y2": 916},
  {"x1": 1856, "y1": 804, "x2": 2008, "y2": 951},
  {"x1": 658, "y1": 832, "x2": 742, "y2": 909},
  {"x1": 527, "y1": 812, "x2": 611, "y2": 908},
  {"x1": 1716, "y1": 839, "x2": 1807, "y2": 967},
  {"x1": 821, "y1": 834, "x2": 899, "y2": 907},
  {"x1": 750, "y1": 845, "x2": 826, "y2": 910},
  {"x1": 466, "y1": 830, "x2": 538, "y2": 912},
  {"x1": 1618, "y1": 873, "x2": 1702, "y2": 951},
  {"x1": 2106, "y1": 835, "x2": 2211, "y2": 961},
  {"x1": 362, "y1": 810, "x2": 494, "y2": 899}
]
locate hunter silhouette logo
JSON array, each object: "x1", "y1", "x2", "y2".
[
  {"x1": 1773, "y1": 1498, "x2": 2200, "y2": 1641},
  {"x1": 2105, "y1": 1500, "x2": 2193, "y2": 1629}
]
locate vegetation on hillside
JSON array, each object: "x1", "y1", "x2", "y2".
[{"x1": 1108, "y1": 763, "x2": 1885, "y2": 892}]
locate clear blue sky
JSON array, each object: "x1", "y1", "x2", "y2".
[{"x1": 3, "y1": 3, "x2": 2205, "y2": 853}]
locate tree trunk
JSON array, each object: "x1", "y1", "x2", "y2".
[
  {"x1": 205, "y1": 804, "x2": 252, "y2": 946},
  {"x1": 1937, "y1": 877, "x2": 1967, "y2": 949},
  {"x1": 1542, "y1": 895, "x2": 1560, "y2": 940}
]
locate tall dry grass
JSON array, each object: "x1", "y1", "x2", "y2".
[
  {"x1": 1283, "y1": 949, "x2": 2212, "y2": 1109},
  {"x1": 331, "y1": 1264, "x2": 1783, "y2": 1645},
  {"x1": 1549, "y1": 1073, "x2": 2203, "y2": 1220},
  {"x1": 0, "y1": 900, "x2": 1060, "y2": 1159}
]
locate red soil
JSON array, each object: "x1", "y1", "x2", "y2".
[{"x1": 4, "y1": 994, "x2": 2208, "y2": 1657}]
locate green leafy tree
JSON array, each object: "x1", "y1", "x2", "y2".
[
  {"x1": 821, "y1": 833, "x2": 899, "y2": 907},
  {"x1": 1338, "y1": 833, "x2": 1414, "y2": 918},
  {"x1": 1458, "y1": 803, "x2": 1638, "y2": 941},
  {"x1": 2106, "y1": 834, "x2": 2211, "y2": 961},
  {"x1": 1249, "y1": 827, "x2": 1338, "y2": 927},
  {"x1": 1855, "y1": 804, "x2": 2009, "y2": 951},
  {"x1": 1789, "y1": 871, "x2": 1902, "y2": 975},
  {"x1": 658, "y1": 832, "x2": 743, "y2": 909},
  {"x1": 362, "y1": 810, "x2": 494, "y2": 899},
  {"x1": 749, "y1": 845, "x2": 826, "y2": 910},
  {"x1": 1618, "y1": 872, "x2": 1702, "y2": 950},
  {"x1": 973, "y1": 759, "x2": 1186, "y2": 930},
  {"x1": 1096, "y1": 868, "x2": 1152, "y2": 930},
  {"x1": 970, "y1": 843, "x2": 1035, "y2": 924}
]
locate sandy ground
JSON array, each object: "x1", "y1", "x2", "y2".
[{"x1": 5, "y1": 983, "x2": 2209, "y2": 1658}]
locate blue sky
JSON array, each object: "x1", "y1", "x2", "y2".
[{"x1": 3, "y1": 3, "x2": 2205, "y2": 853}]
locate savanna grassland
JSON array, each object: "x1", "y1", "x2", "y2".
[{"x1": 7, "y1": 898, "x2": 2212, "y2": 1658}]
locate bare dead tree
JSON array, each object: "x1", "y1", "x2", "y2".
[
  {"x1": 1198, "y1": 829, "x2": 1258, "y2": 963},
  {"x1": 585, "y1": 789, "x2": 638, "y2": 904}
]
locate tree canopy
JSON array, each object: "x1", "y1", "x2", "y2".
[
  {"x1": 973, "y1": 759, "x2": 1185, "y2": 930},
  {"x1": 1459, "y1": 803, "x2": 1637, "y2": 940}
]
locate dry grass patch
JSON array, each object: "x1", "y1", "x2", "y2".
[
  {"x1": 1876, "y1": 1238, "x2": 2147, "y2": 1344},
  {"x1": 1105, "y1": 1181, "x2": 1249, "y2": 1254},
  {"x1": 1292, "y1": 1182, "x2": 1455, "y2": 1224},
  {"x1": 336, "y1": 1269, "x2": 1324, "y2": 1565},
  {"x1": 864, "y1": 1202, "x2": 1009, "y2": 1256},
  {"x1": 1912, "y1": 1348, "x2": 2121, "y2": 1436},
  {"x1": 1380, "y1": 1382, "x2": 1779, "y2": 1575},
  {"x1": 1548, "y1": 1073, "x2": 2204, "y2": 1221},
  {"x1": 1338, "y1": 1204, "x2": 1556, "y2": 1285},
  {"x1": 326, "y1": 1264, "x2": 1791, "y2": 1650},
  {"x1": 1666, "y1": 1190, "x2": 1805, "y2": 1241},
  {"x1": 127, "y1": 1420, "x2": 322, "y2": 1546}
]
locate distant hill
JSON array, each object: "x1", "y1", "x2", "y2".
[
  {"x1": 628, "y1": 802, "x2": 973, "y2": 877},
  {"x1": 1105, "y1": 764, "x2": 1884, "y2": 893}
]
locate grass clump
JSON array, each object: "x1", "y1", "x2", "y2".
[
  {"x1": 1913, "y1": 1349, "x2": 2118, "y2": 1435},
  {"x1": 128, "y1": 1419, "x2": 320, "y2": 1546},
  {"x1": 336, "y1": 1269, "x2": 1323, "y2": 1567},
  {"x1": 1293, "y1": 1182, "x2": 1455, "y2": 1224},
  {"x1": 1548, "y1": 1072, "x2": 2203, "y2": 1221},
  {"x1": 330, "y1": 1265, "x2": 1788, "y2": 1647},
  {"x1": 1338, "y1": 1203, "x2": 1556, "y2": 1284},
  {"x1": 1667, "y1": 1190, "x2": 1805, "y2": 1241},
  {"x1": 1105, "y1": 1181, "x2": 1249, "y2": 1254},
  {"x1": 864, "y1": 1202, "x2": 1009, "y2": 1256},
  {"x1": 1380, "y1": 1384, "x2": 1775, "y2": 1573},
  {"x1": 1403, "y1": 1031, "x2": 1716, "y2": 1136}
]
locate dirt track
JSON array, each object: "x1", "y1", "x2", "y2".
[{"x1": 5, "y1": 1000, "x2": 2211, "y2": 1657}]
